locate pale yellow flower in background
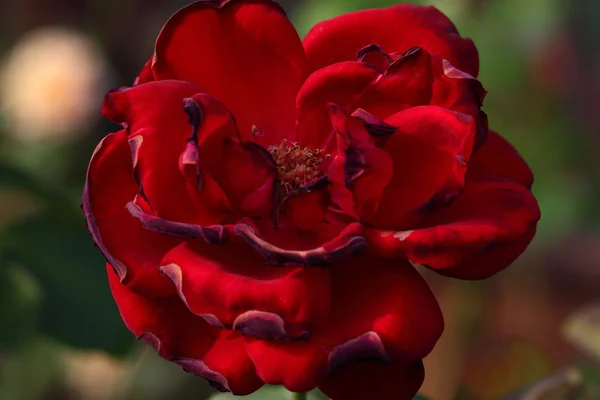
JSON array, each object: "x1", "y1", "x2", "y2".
[{"x1": 0, "y1": 27, "x2": 110, "y2": 142}]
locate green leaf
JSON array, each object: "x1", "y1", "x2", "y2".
[{"x1": 1, "y1": 212, "x2": 133, "y2": 354}]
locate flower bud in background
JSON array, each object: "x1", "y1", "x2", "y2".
[{"x1": 0, "y1": 27, "x2": 110, "y2": 142}]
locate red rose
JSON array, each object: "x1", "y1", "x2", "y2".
[{"x1": 83, "y1": 1, "x2": 540, "y2": 398}]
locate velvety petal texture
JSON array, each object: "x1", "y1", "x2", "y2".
[
  {"x1": 83, "y1": 129, "x2": 180, "y2": 297},
  {"x1": 159, "y1": 240, "x2": 331, "y2": 338},
  {"x1": 153, "y1": 0, "x2": 308, "y2": 141},
  {"x1": 87, "y1": 1, "x2": 539, "y2": 398},
  {"x1": 365, "y1": 179, "x2": 540, "y2": 279},
  {"x1": 296, "y1": 46, "x2": 486, "y2": 155},
  {"x1": 107, "y1": 266, "x2": 263, "y2": 395},
  {"x1": 303, "y1": 3, "x2": 479, "y2": 77},
  {"x1": 244, "y1": 257, "x2": 443, "y2": 393}
]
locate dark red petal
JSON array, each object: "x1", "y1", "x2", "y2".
[
  {"x1": 303, "y1": 3, "x2": 479, "y2": 77},
  {"x1": 82, "y1": 130, "x2": 180, "y2": 297},
  {"x1": 102, "y1": 81, "x2": 230, "y2": 225},
  {"x1": 355, "y1": 47, "x2": 435, "y2": 118},
  {"x1": 319, "y1": 361, "x2": 425, "y2": 400},
  {"x1": 327, "y1": 105, "x2": 393, "y2": 220},
  {"x1": 133, "y1": 57, "x2": 154, "y2": 86},
  {"x1": 107, "y1": 266, "x2": 263, "y2": 395},
  {"x1": 435, "y1": 226, "x2": 537, "y2": 280},
  {"x1": 365, "y1": 179, "x2": 541, "y2": 278},
  {"x1": 159, "y1": 240, "x2": 331, "y2": 338},
  {"x1": 296, "y1": 49, "x2": 487, "y2": 156},
  {"x1": 153, "y1": 0, "x2": 308, "y2": 142},
  {"x1": 180, "y1": 93, "x2": 279, "y2": 219},
  {"x1": 430, "y1": 57, "x2": 488, "y2": 148},
  {"x1": 468, "y1": 130, "x2": 534, "y2": 189},
  {"x1": 234, "y1": 220, "x2": 367, "y2": 266},
  {"x1": 283, "y1": 189, "x2": 329, "y2": 231},
  {"x1": 213, "y1": 137, "x2": 278, "y2": 218},
  {"x1": 296, "y1": 61, "x2": 379, "y2": 152},
  {"x1": 369, "y1": 106, "x2": 476, "y2": 230},
  {"x1": 125, "y1": 196, "x2": 232, "y2": 244},
  {"x1": 245, "y1": 257, "x2": 443, "y2": 392}
]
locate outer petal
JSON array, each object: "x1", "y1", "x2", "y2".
[
  {"x1": 159, "y1": 240, "x2": 331, "y2": 338},
  {"x1": 153, "y1": 0, "x2": 308, "y2": 142},
  {"x1": 369, "y1": 106, "x2": 476, "y2": 230},
  {"x1": 235, "y1": 219, "x2": 367, "y2": 266},
  {"x1": 102, "y1": 81, "x2": 227, "y2": 225},
  {"x1": 319, "y1": 361, "x2": 425, "y2": 400},
  {"x1": 365, "y1": 179, "x2": 541, "y2": 278},
  {"x1": 245, "y1": 257, "x2": 443, "y2": 392},
  {"x1": 180, "y1": 93, "x2": 280, "y2": 219},
  {"x1": 468, "y1": 130, "x2": 534, "y2": 189},
  {"x1": 327, "y1": 104, "x2": 393, "y2": 220},
  {"x1": 435, "y1": 226, "x2": 537, "y2": 280},
  {"x1": 296, "y1": 61, "x2": 380, "y2": 152},
  {"x1": 133, "y1": 57, "x2": 154, "y2": 86},
  {"x1": 82, "y1": 130, "x2": 180, "y2": 297},
  {"x1": 303, "y1": 4, "x2": 479, "y2": 77},
  {"x1": 107, "y1": 266, "x2": 263, "y2": 395},
  {"x1": 296, "y1": 49, "x2": 431, "y2": 151},
  {"x1": 296, "y1": 48, "x2": 485, "y2": 153}
]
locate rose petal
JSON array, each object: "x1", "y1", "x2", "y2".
[
  {"x1": 107, "y1": 266, "x2": 263, "y2": 395},
  {"x1": 180, "y1": 94, "x2": 278, "y2": 218},
  {"x1": 431, "y1": 58, "x2": 488, "y2": 149},
  {"x1": 319, "y1": 360, "x2": 425, "y2": 400},
  {"x1": 159, "y1": 240, "x2": 331, "y2": 338},
  {"x1": 303, "y1": 3, "x2": 479, "y2": 77},
  {"x1": 153, "y1": 0, "x2": 308, "y2": 142},
  {"x1": 125, "y1": 196, "x2": 232, "y2": 244},
  {"x1": 365, "y1": 179, "x2": 541, "y2": 278},
  {"x1": 435, "y1": 226, "x2": 537, "y2": 280},
  {"x1": 234, "y1": 220, "x2": 367, "y2": 266},
  {"x1": 296, "y1": 48, "x2": 485, "y2": 155},
  {"x1": 214, "y1": 137, "x2": 278, "y2": 218},
  {"x1": 327, "y1": 105, "x2": 393, "y2": 220},
  {"x1": 102, "y1": 81, "x2": 231, "y2": 225},
  {"x1": 368, "y1": 106, "x2": 476, "y2": 230},
  {"x1": 468, "y1": 130, "x2": 534, "y2": 189},
  {"x1": 244, "y1": 257, "x2": 443, "y2": 392},
  {"x1": 133, "y1": 57, "x2": 154, "y2": 86},
  {"x1": 82, "y1": 130, "x2": 180, "y2": 297},
  {"x1": 296, "y1": 61, "x2": 379, "y2": 153}
]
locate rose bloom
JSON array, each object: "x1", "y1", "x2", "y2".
[{"x1": 83, "y1": 1, "x2": 540, "y2": 398}]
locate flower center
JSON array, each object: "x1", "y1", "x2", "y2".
[{"x1": 268, "y1": 139, "x2": 330, "y2": 195}]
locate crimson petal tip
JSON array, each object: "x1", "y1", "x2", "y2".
[
  {"x1": 327, "y1": 331, "x2": 390, "y2": 374},
  {"x1": 126, "y1": 201, "x2": 230, "y2": 243},
  {"x1": 234, "y1": 223, "x2": 368, "y2": 266},
  {"x1": 174, "y1": 357, "x2": 231, "y2": 392}
]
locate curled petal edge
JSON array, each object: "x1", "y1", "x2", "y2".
[
  {"x1": 159, "y1": 263, "x2": 309, "y2": 339},
  {"x1": 126, "y1": 200, "x2": 231, "y2": 244},
  {"x1": 327, "y1": 331, "x2": 390, "y2": 374},
  {"x1": 82, "y1": 135, "x2": 128, "y2": 282},
  {"x1": 234, "y1": 222, "x2": 368, "y2": 266},
  {"x1": 174, "y1": 357, "x2": 231, "y2": 392}
]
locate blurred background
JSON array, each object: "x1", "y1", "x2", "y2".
[{"x1": 0, "y1": 0, "x2": 599, "y2": 399}]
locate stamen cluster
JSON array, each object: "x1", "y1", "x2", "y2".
[{"x1": 268, "y1": 139, "x2": 329, "y2": 194}]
